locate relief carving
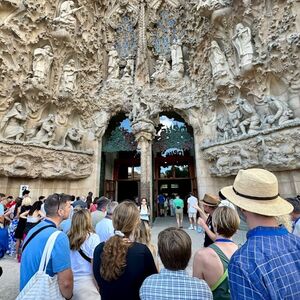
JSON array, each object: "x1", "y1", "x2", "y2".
[{"x1": 0, "y1": 102, "x2": 27, "y2": 141}]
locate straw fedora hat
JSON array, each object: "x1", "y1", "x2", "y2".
[
  {"x1": 200, "y1": 193, "x2": 220, "y2": 207},
  {"x1": 220, "y1": 168, "x2": 293, "y2": 216}
]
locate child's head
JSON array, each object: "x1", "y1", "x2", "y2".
[{"x1": 135, "y1": 220, "x2": 151, "y2": 246}]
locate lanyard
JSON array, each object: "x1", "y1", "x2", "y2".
[{"x1": 215, "y1": 238, "x2": 234, "y2": 243}]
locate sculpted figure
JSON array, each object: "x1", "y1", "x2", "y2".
[
  {"x1": 31, "y1": 114, "x2": 56, "y2": 145},
  {"x1": 151, "y1": 56, "x2": 170, "y2": 85},
  {"x1": 263, "y1": 96, "x2": 294, "y2": 128},
  {"x1": 32, "y1": 46, "x2": 53, "y2": 86},
  {"x1": 170, "y1": 39, "x2": 184, "y2": 79},
  {"x1": 209, "y1": 41, "x2": 233, "y2": 86},
  {"x1": 53, "y1": 1, "x2": 81, "y2": 29},
  {"x1": 232, "y1": 23, "x2": 254, "y2": 69},
  {"x1": 107, "y1": 46, "x2": 120, "y2": 80},
  {"x1": 93, "y1": 110, "x2": 110, "y2": 139},
  {"x1": 236, "y1": 98, "x2": 260, "y2": 135},
  {"x1": 1, "y1": 102, "x2": 27, "y2": 141},
  {"x1": 122, "y1": 58, "x2": 134, "y2": 82},
  {"x1": 216, "y1": 113, "x2": 231, "y2": 140},
  {"x1": 197, "y1": 0, "x2": 232, "y2": 10},
  {"x1": 59, "y1": 59, "x2": 79, "y2": 95},
  {"x1": 63, "y1": 127, "x2": 83, "y2": 150},
  {"x1": 228, "y1": 106, "x2": 242, "y2": 136}
]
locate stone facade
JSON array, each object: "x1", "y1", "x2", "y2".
[{"x1": 0, "y1": 1, "x2": 300, "y2": 200}]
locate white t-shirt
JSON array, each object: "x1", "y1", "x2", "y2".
[
  {"x1": 96, "y1": 217, "x2": 114, "y2": 242},
  {"x1": 187, "y1": 196, "x2": 198, "y2": 213},
  {"x1": 70, "y1": 233, "x2": 100, "y2": 278}
]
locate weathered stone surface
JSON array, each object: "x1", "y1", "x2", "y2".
[
  {"x1": 0, "y1": 1, "x2": 299, "y2": 196},
  {"x1": 0, "y1": 140, "x2": 93, "y2": 179}
]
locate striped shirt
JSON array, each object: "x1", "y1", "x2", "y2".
[
  {"x1": 140, "y1": 268, "x2": 213, "y2": 300},
  {"x1": 228, "y1": 226, "x2": 300, "y2": 300}
]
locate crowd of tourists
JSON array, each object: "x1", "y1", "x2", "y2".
[{"x1": 0, "y1": 168, "x2": 300, "y2": 299}]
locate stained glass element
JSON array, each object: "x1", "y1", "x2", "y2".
[
  {"x1": 115, "y1": 16, "x2": 137, "y2": 59},
  {"x1": 102, "y1": 127, "x2": 136, "y2": 152},
  {"x1": 154, "y1": 125, "x2": 194, "y2": 153},
  {"x1": 152, "y1": 10, "x2": 178, "y2": 56}
]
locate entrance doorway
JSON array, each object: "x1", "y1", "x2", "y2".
[
  {"x1": 117, "y1": 181, "x2": 139, "y2": 202},
  {"x1": 158, "y1": 179, "x2": 191, "y2": 198}
]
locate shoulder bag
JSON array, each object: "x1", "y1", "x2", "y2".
[{"x1": 16, "y1": 231, "x2": 64, "y2": 300}]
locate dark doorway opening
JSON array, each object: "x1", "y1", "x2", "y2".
[{"x1": 117, "y1": 181, "x2": 139, "y2": 202}]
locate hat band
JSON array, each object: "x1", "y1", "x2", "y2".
[
  {"x1": 233, "y1": 187, "x2": 279, "y2": 201},
  {"x1": 203, "y1": 200, "x2": 218, "y2": 206}
]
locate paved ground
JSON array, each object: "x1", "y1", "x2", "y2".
[{"x1": 0, "y1": 216, "x2": 247, "y2": 299}]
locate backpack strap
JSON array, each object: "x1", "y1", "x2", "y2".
[
  {"x1": 78, "y1": 248, "x2": 92, "y2": 263},
  {"x1": 38, "y1": 231, "x2": 61, "y2": 272},
  {"x1": 22, "y1": 224, "x2": 56, "y2": 252}
]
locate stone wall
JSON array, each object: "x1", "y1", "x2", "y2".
[{"x1": 0, "y1": 0, "x2": 299, "y2": 198}]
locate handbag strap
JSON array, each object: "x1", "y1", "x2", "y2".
[
  {"x1": 38, "y1": 231, "x2": 61, "y2": 273},
  {"x1": 22, "y1": 224, "x2": 56, "y2": 252},
  {"x1": 78, "y1": 248, "x2": 92, "y2": 263}
]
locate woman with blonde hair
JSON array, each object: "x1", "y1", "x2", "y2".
[
  {"x1": 135, "y1": 220, "x2": 159, "y2": 270},
  {"x1": 68, "y1": 209, "x2": 100, "y2": 300},
  {"x1": 193, "y1": 206, "x2": 240, "y2": 300},
  {"x1": 93, "y1": 201, "x2": 157, "y2": 300}
]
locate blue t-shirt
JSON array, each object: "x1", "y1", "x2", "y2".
[{"x1": 20, "y1": 219, "x2": 71, "y2": 291}]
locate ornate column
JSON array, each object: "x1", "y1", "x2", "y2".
[{"x1": 132, "y1": 120, "x2": 156, "y2": 219}]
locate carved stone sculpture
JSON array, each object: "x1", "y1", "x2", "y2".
[
  {"x1": 197, "y1": 0, "x2": 232, "y2": 11},
  {"x1": 236, "y1": 98, "x2": 261, "y2": 135},
  {"x1": 0, "y1": 102, "x2": 27, "y2": 141},
  {"x1": 59, "y1": 59, "x2": 79, "y2": 96},
  {"x1": 216, "y1": 113, "x2": 230, "y2": 140},
  {"x1": 209, "y1": 41, "x2": 233, "y2": 87},
  {"x1": 232, "y1": 23, "x2": 254, "y2": 70},
  {"x1": 53, "y1": 1, "x2": 81, "y2": 30},
  {"x1": 263, "y1": 96, "x2": 294, "y2": 128},
  {"x1": 151, "y1": 56, "x2": 171, "y2": 87},
  {"x1": 227, "y1": 106, "x2": 242, "y2": 136},
  {"x1": 30, "y1": 114, "x2": 56, "y2": 145},
  {"x1": 170, "y1": 39, "x2": 184, "y2": 79},
  {"x1": 32, "y1": 46, "x2": 53, "y2": 87},
  {"x1": 63, "y1": 127, "x2": 83, "y2": 150},
  {"x1": 107, "y1": 46, "x2": 120, "y2": 81}
]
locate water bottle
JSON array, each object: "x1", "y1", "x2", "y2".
[{"x1": 197, "y1": 226, "x2": 203, "y2": 233}]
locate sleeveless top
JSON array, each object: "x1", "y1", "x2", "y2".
[
  {"x1": 204, "y1": 215, "x2": 215, "y2": 247},
  {"x1": 208, "y1": 244, "x2": 230, "y2": 300}
]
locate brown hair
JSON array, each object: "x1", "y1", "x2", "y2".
[
  {"x1": 212, "y1": 206, "x2": 240, "y2": 238},
  {"x1": 68, "y1": 209, "x2": 94, "y2": 250},
  {"x1": 158, "y1": 227, "x2": 191, "y2": 271},
  {"x1": 100, "y1": 201, "x2": 140, "y2": 281}
]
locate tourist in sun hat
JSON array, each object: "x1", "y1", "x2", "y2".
[
  {"x1": 194, "y1": 193, "x2": 220, "y2": 247},
  {"x1": 220, "y1": 168, "x2": 300, "y2": 300}
]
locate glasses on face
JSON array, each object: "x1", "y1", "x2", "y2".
[{"x1": 54, "y1": 193, "x2": 65, "y2": 211}]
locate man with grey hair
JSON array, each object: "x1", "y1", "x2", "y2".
[
  {"x1": 95, "y1": 201, "x2": 118, "y2": 242},
  {"x1": 91, "y1": 196, "x2": 110, "y2": 228}
]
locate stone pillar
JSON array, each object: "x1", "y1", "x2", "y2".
[
  {"x1": 132, "y1": 121, "x2": 156, "y2": 220},
  {"x1": 136, "y1": 133, "x2": 153, "y2": 201}
]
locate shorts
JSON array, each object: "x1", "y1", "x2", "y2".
[
  {"x1": 175, "y1": 208, "x2": 183, "y2": 218},
  {"x1": 159, "y1": 203, "x2": 164, "y2": 209},
  {"x1": 188, "y1": 212, "x2": 197, "y2": 219}
]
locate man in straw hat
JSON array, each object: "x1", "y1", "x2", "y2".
[
  {"x1": 194, "y1": 193, "x2": 220, "y2": 247},
  {"x1": 220, "y1": 168, "x2": 300, "y2": 299}
]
